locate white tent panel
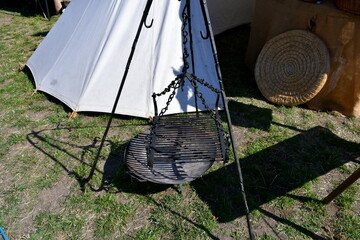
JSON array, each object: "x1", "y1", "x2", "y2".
[{"x1": 27, "y1": 0, "x2": 224, "y2": 118}]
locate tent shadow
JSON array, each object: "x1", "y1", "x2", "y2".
[
  {"x1": 228, "y1": 99, "x2": 272, "y2": 131},
  {"x1": 23, "y1": 66, "x2": 36, "y2": 88},
  {"x1": 191, "y1": 126, "x2": 360, "y2": 223}
]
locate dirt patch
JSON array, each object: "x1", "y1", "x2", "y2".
[
  {"x1": 0, "y1": 15, "x2": 12, "y2": 28},
  {"x1": 17, "y1": 174, "x2": 73, "y2": 237},
  {"x1": 26, "y1": 110, "x2": 54, "y2": 124},
  {"x1": 215, "y1": 220, "x2": 248, "y2": 240},
  {"x1": 120, "y1": 205, "x2": 152, "y2": 237},
  {"x1": 38, "y1": 174, "x2": 72, "y2": 210},
  {"x1": 253, "y1": 213, "x2": 286, "y2": 239}
]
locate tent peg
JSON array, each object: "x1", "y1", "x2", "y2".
[{"x1": 68, "y1": 111, "x2": 78, "y2": 121}]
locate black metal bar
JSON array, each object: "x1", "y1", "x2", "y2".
[
  {"x1": 147, "y1": 129, "x2": 157, "y2": 168},
  {"x1": 152, "y1": 93, "x2": 158, "y2": 116},
  {"x1": 36, "y1": 0, "x2": 49, "y2": 20},
  {"x1": 84, "y1": 0, "x2": 154, "y2": 184},
  {"x1": 199, "y1": 0, "x2": 255, "y2": 239},
  {"x1": 44, "y1": 0, "x2": 51, "y2": 20},
  {"x1": 149, "y1": 159, "x2": 223, "y2": 163},
  {"x1": 151, "y1": 151, "x2": 222, "y2": 156},
  {"x1": 185, "y1": 0, "x2": 199, "y2": 113},
  {"x1": 199, "y1": 0, "x2": 210, "y2": 39},
  {"x1": 214, "y1": 94, "x2": 227, "y2": 161},
  {"x1": 185, "y1": 0, "x2": 195, "y2": 76}
]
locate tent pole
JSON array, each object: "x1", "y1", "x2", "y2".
[
  {"x1": 199, "y1": 0, "x2": 255, "y2": 239},
  {"x1": 84, "y1": 0, "x2": 154, "y2": 185},
  {"x1": 184, "y1": 0, "x2": 199, "y2": 113},
  {"x1": 185, "y1": 0, "x2": 196, "y2": 75}
]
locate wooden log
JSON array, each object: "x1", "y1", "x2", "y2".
[
  {"x1": 54, "y1": 0, "x2": 62, "y2": 13},
  {"x1": 323, "y1": 168, "x2": 360, "y2": 204}
]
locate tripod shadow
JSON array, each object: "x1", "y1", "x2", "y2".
[
  {"x1": 26, "y1": 124, "x2": 170, "y2": 194},
  {"x1": 27, "y1": 125, "x2": 219, "y2": 238},
  {"x1": 27, "y1": 126, "x2": 100, "y2": 187}
]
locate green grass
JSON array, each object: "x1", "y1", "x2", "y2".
[
  {"x1": 333, "y1": 211, "x2": 360, "y2": 240},
  {"x1": 0, "y1": 8, "x2": 359, "y2": 240}
]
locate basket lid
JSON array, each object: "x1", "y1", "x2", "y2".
[{"x1": 255, "y1": 30, "x2": 330, "y2": 106}]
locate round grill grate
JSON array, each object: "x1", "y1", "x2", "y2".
[{"x1": 125, "y1": 114, "x2": 225, "y2": 184}]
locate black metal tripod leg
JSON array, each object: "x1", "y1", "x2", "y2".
[
  {"x1": 198, "y1": 0, "x2": 255, "y2": 238},
  {"x1": 83, "y1": 0, "x2": 154, "y2": 185}
]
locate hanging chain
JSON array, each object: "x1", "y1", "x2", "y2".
[
  {"x1": 150, "y1": 3, "x2": 191, "y2": 121},
  {"x1": 146, "y1": 2, "x2": 229, "y2": 166},
  {"x1": 146, "y1": 3, "x2": 191, "y2": 166},
  {"x1": 154, "y1": 76, "x2": 184, "y2": 117},
  {"x1": 181, "y1": 5, "x2": 190, "y2": 75},
  {"x1": 185, "y1": 73, "x2": 228, "y2": 135},
  {"x1": 148, "y1": 0, "x2": 229, "y2": 132},
  {"x1": 190, "y1": 74, "x2": 221, "y2": 94}
]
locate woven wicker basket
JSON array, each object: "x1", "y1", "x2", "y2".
[{"x1": 335, "y1": 0, "x2": 360, "y2": 15}]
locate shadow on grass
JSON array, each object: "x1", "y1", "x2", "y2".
[
  {"x1": 215, "y1": 25, "x2": 262, "y2": 100},
  {"x1": 100, "y1": 152, "x2": 170, "y2": 195},
  {"x1": 26, "y1": 124, "x2": 169, "y2": 194},
  {"x1": 0, "y1": 0, "x2": 56, "y2": 18},
  {"x1": 26, "y1": 124, "x2": 220, "y2": 239},
  {"x1": 26, "y1": 123, "x2": 359, "y2": 239},
  {"x1": 144, "y1": 196, "x2": 220, "y2": 240},
  {"x1": 32, "y1": 31, "x2": 50, "y2": 37},
  {"x1": 190, "y1": 126, "x2": 359, "y2": 239},
  {"x1": 192, "y1": 126, "x2": 360, "y2": 221},
  {"x1": 103, "y1": 121, "x2": 360, "y2": 239},
  {"x1": 228, "y1": 99, "x2": 272, "y2": 131},
  {"x1": 258, "y1": 208, "x2": 326, "y2": 240},
  {"x1": 26, "y1": 126, "x2": 103, "y2": 189}
]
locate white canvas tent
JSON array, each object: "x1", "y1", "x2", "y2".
[
  {"x1": 27, "y1": 0, "x2": 217, "y2": 118},
  {"x1": 27, "y1": 0, "x2": 254, "y2": 118}
]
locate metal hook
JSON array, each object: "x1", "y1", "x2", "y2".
[
  {"x1": 200, "y1": 30, "x2": 209, "y2": 39},
  {"x1": 144, "y1": 17, "x2": 154, "y2": 28},
  {"x1": 199, "y1": 0, "x2": 210, "y2": 39}
]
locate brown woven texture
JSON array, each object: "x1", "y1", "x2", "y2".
[
  {"x1": 255, "y1": 30, "x2": 330, "y2": 106},
  {"x1": 335, "y1": 0, "x2": 360, "y2": 15}
]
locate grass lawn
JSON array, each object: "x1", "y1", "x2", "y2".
[{"x1": 0, "y1": 5, "x2": 359, "y2": 240}]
